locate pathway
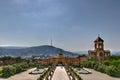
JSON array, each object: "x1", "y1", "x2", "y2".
[
  {"x1": 0, "y1": 68, "x2": 40, "y2": 80},
  {"x1": 52, "y1": 66, "x2": 69, "y2": 80},
  {"x1": 79, "y1": 68, "x2": 120, "y2": 80}
]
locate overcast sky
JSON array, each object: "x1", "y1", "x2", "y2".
[{"x1": 0, "y1": 0, "x2": 120, "y2": 51}]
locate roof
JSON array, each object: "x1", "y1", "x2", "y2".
[
  {"x1": 58, "y1": 50, "x2": 63, "y2": 55},
  {"x1": 94, "y1": 37, "x2": 104, "y2": 42},
  {"x1": 80, "y1": 54, "x2": 86, "y2": 57}
]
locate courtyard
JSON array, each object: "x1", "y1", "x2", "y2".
[{"x1": 52, "y1": 66, "x2": 69, "y2": 80}]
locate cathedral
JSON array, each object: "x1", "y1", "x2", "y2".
[
  {"x1": 38, "y1": 36, "x2": 110, "y2": 65},
  {"x1": 88, "y1": 36, "x2": 110, "y2": 62}
]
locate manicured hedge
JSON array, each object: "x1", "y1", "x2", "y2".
[
  {"x1": 81, "y1": 61, "x2": 120, "y2": 77},
  {"x1": 37, "y1": 65, "x2": 56, "y2": 80},
  {"x1": 37, "y1": 66, "x2": 51, "y2": 80},
  {"x1": 66, "y1": 66, "x2": 82, "y2": 80},
  {"x1": 2, "y1": 66, "x2": 16, "y2": 77},
  {"x1": 1, "y1": 62, "x2": 37, "y2": 78},
  {"x1": 105, "y1": 65, "x2": 120, "y2": 77}
]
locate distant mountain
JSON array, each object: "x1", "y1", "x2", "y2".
[
  {"x1": 0, "y1": 45, "x2": 78, "y2": 58},
  {"x1": 111, "y1": 51, "x2": 120, "y2": 56},
  {"x1": 75, "y1": 51, "x2": 88, "y2": 55},
  {"x1": 0, "y1": 46, "x2": 27, "y2": 49}
]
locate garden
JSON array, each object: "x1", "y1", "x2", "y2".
[
  {"x1": 0, "y1": 62, "x2": 37, "y2": 78},
  {"x1": 80, "y1": 56, "x2": 120, "y2": 77}
]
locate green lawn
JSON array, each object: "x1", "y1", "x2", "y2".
[{"x1": 0, "y1": 66, "x2": 3, "y2": 77}]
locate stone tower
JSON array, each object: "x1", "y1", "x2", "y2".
[
  {"x1": 88, "y1": 36, "x2": 110, "y2": 62},
  {"x1": 56, "y1": 50, "x2": 64, "y2": 58},
  {"x1": 94, "y1": 36, "x2": 104, "y2": 50}
]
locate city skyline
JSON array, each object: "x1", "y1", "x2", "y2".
[{"x1": 0, "y1": 0, "x2": 120, "y2": 51}]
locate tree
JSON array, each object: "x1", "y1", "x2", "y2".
[
  {"x1": 103, "y1": 60, "x2": 110, "y2": 66},
  {"x1": 2, "y1": 66, "x2": 16, "y2": 77}
]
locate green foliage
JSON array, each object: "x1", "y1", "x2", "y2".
[
  {"x1": 81, "y1": 61, "x2": 97, "y2": 68},
  {"x1": 93, "y1": 62, "x2": 99, "y2": 70},
  {"x1": 66, "y1": 66, "x2": 82, "y2": 80},
  {"x1": 28, "y1": 62, "x2": 37, "y2": 68},
  {"x1": 0, "y1": 56, "x2": 14, "y2": 60},
  {"x1": 111, "y1": 60, "x2": 120, "y2": 67},
  {"x1": 110, "y1": 55, "x2": 120, "y2": 60},
  {"x1": 103, "y1": 59, "x2": 120, "y2": 67},
  {"x1": 103, "y1": 60, "x2": 110, "y2": 66},
  {"x1": 15, "y1": 56, "x2": 22, "y2": 63},
  {"x1": 20, "y1": 62, "x2": 29, "y2": 69},
  {"x1": 0, "y1": 67, "x2": 3, "y2": 77},
  {"x1": 0, "y1": 56, "x2": 23, "y2": 66},
  {"x1": 105, "y1": 65, "x2": 120, "y2": 77},
  {"x1": 72, "y1": 64, "x2": 80, "y2": 68},
  {"x1": 13, "y1": 64, "x2": 24, "y2": 73},
  {"x1": 37, "y1": 66, "x2": 51, "y2": 80},
  {"x1": 118, "y1": 64, "x2": 120, "y2": 69},
  {"x1": 96, "y1": 64, "x2": 106, "y2": 73},
  {"x1": 81, "y1": 60, "x2": 120, "y2": 77},
  {"x1": 2, "y1": 66, "x2": 16, "y2": 77},
  {"x1": 1, "y1": 62, "x2": 36, "y2": 78}
]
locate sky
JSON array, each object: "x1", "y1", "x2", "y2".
[{"x1": 0, "y1": 0, "x2": 120, "y2": 52}]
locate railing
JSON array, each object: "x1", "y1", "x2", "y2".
[
  {"x1": 65, "y1": 66, "x2": 75, "y2": 80},
  {"x1": 44, "y1": 66, "x2": 56, "y2": 80},
  {"x1": 65, "y1": 66, "x2": 83, "y2": 80},
  {"x1": 37, "y1": 66, "x2": 56, "y2": 80}
]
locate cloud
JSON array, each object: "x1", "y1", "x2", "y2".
[
  {"x1": 19, "y1": 1, "x2": 66, "y2": 20},
  {"x1": 12, "y1": 0, "x2": 30, "y2": 4},
  {"x1": 11, "y1": 0, "x2": 54, "y2": 5}
]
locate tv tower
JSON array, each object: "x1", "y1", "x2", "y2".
[{"x1": 51, "y1": 38, "x2": 53, "y2": 46}]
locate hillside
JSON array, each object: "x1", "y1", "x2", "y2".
[{"x1": 0, "y1": 45, "x2": 78, "y2": 58}]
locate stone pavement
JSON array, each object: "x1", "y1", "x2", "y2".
[{"x1": 52, "y1": 66, "x2": 69, "y2": 80}]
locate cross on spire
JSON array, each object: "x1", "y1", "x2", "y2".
[{"x1": 98, "y1": 34, "x2": 100, "y2": 37}]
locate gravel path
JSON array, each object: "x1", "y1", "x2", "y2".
[
  {"x1": 0, "y1": 68, "x2": 40, "y2": 80},
  {"x1": 79, "y1": 68, "x2": 120, "y2": 80},
  {"x1": 52, "y1": 66, "x2": 69, "y2": 80}
]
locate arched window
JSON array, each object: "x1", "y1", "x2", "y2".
[{"x1": 99, "y1": 52, "x2": 103, "y2": 57}]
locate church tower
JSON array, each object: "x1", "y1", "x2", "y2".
[
  {"x1": 88, "y1": 35, "x2": 110, "y2": 62},
  {"x1": 94, "y1": 35, "x2": 104, "y2": 50}
]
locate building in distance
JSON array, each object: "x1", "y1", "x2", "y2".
[{"x1": 88, "y1": 36, "x2": 110, "y2": 62}]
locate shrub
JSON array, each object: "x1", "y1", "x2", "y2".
[
  {"x1": 37, "y1": 66, "x2": 51, "y2": 80},
  {"x1": 93, "y1": 63, "x2": 99, "y2": 70},
  {"x1": 96, "y1": 64, "x2": 106, "y2": 73},
  {"x1": 13, "y1": 64, "x2": 23, "y2": 73},
  {"x1": 2, "y1": 66, "x2": 16, "y2": 77},
  {"x1": 103, "y1": 60, "x2": 110, "y2": 66},
  {"x1": 81, "y1": 60, "x2": 120, "y2": 77},
  {"x1": 111, "y1": 60, "x2": 120, "y2": 67},
  {"x1": 20, "y1": 62, "x2": 29, "y2": 70},
  {"x1": 118, "y1": 64, "x2": 120, "y2": 69},
  {"x1": 1, "y1": 62, "x2": 35, "y2": 78},
  {"x1": 105, "y1": 65, "x2": 120, "y2": 77}
]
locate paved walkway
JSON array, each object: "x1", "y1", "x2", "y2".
[
  {"x1": 79, "y1": 68, "x2": 120, "y2": 80},
  {"x1": 0, "y1": 68, "x2": 40, "y2": 80},
  {"x1": 52, "y1": 66, "x2": 69, "y2": 80}
]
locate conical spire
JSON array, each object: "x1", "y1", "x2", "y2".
[{"x1": 94, "y1": 34, "x2": 104, "y2": 42}]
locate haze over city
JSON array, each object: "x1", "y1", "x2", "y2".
[{"x1": 0, "y1": 0, "x2": 120, "y2": 51}]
